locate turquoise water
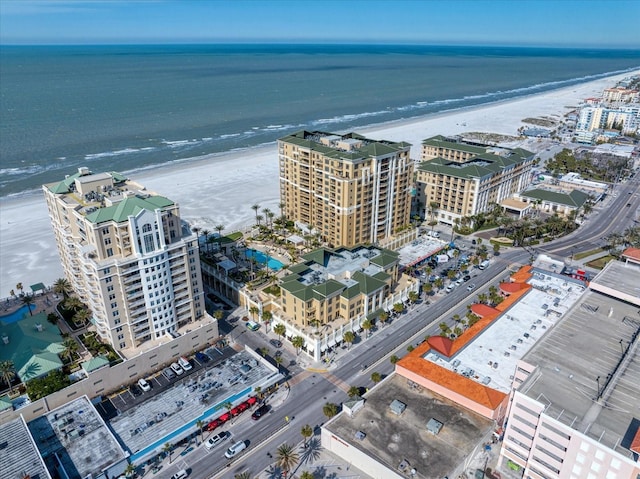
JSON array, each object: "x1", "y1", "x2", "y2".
[
  {"x1": 0, "y1": 304, "x2": 36, "y2": 324},
  {"x1": 129, "y1": 386, "x2": 252, "y2": 463},
  {"x1": 245, "y1": 249, "x2": 284, "y2": 271}
]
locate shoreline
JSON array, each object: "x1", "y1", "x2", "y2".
[{"x1": 1, "y1": 69, "x2": 638, "y2": 295}]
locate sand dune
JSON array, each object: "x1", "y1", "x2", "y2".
[{"x1": 1, "y1": 70, "x2": 637, "y2": 296}]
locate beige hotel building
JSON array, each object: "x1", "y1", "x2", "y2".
[
  {"x1": 415, "y1": 136, "x2": 534, "y2": 225},
  {"x1": 43, "y1": 168, "x2": 208, "y2": 352},
  {"x1": 278, "y1": 130, "x2": 413, "y2": 247}
]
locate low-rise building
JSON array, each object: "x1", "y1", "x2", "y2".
[{"x1": 515, "y1": 188, "x2": 590, "y2": 217}]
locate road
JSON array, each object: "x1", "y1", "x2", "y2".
[{"x1": 166, "y1": 174, "x2": 639, "y2": 479}]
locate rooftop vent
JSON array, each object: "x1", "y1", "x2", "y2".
[
  {"x1": 1, "y1": 334, "x2": 8, "y2": 344},
  {"x1": 426, "y1": 418, "x2": 444, "y2": 435},
  {"x1": 35, "y1": 323, "x2": 43, "y2": 332},
  {"x1": 389, "y1": 399, "x2": 406, "y2": 415}
]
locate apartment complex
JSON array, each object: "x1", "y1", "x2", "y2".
[
  {"x1": 499, "y1": 260, "x2": 640, "y2": 479},
  {"x1": 415, "y1": 136, "x2": 534, "y2": 225},
  {"x1": 603, "y1": 86, "x2": 639, "y2": 104},
  {"x1": 43, "y1": 168, "x2": 207, "y2": 351},
  {"x1": 278, "y1": 130, "x2": 413, "y2": 247},
  {"x1": 277, "y1": 245, "x2": 400, "y2": 329},
  {"x1": 576, "y1": 105, "x2": 640, "y2": 135}
]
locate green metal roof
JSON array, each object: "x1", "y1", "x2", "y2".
[
  {"x1": 85, "y1": 195, "x2": 174, "y2": 224},
  {"x1": 369, "y1": 250, "x2": 399, "y2": 268},
  {"x1": 521, "y1": 189, "x2": 589, "y2": 208},
  {"x1": 279, "y1": 130, "x2": 411, "y2": 162},
  {"x1": 0, "y1": 395, "x2": 11, "y2": 412},
  {"x1": 351, "y1": 271, "x2": 387, "y2": 295},
  {"x1": 421, "y1": 136, "x2": 486, "y2": 154},
  {"x1": 81, "y1": 355, "x2": 110, "y2": 373},
  {"x1": 417, "y1": 149, "x2": 532, "y2": 180},
  {"x1": 0, "y1": 312, "x2": 65, "y2": 382},
  {"x1": 45, "y1": 171, "x2": 84, "y2": 194}
]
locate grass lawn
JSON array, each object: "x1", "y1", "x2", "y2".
[{"x1": 585, "y1": 255, "x2": 615, "y2": 269}]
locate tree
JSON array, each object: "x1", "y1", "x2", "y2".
[
  {"x1": 16, "y1": 282, "x2": 23, "y2": 295},
  {"x1": 300, "y1": 472, "x2": 314, "y2": 479},
  {"x1": 291, "y1": 336, "x2": 304, "y2": 355},
  {"x1": 274, "y1": 323, "x2": 286, "y2": 341},
  {"x1": 201, "y1": 229, "x2": 210, "y2": 254},
  {"x1": 234, "y1": 473, "x2": 251, "y2": 479},
  {"x1": 422, "y1": 282, "x2": 433, "y2": 295},
  {"x1": 378, "y1": 311, "x2": 389, "y2": 326},
  {"x1": 213, "y1": 310, "x2": 224, "y2": 321},
  {"x1": 393, "y1": 302, "x2": 404, "y2": 315},
  {"x1": 274, "y1": 355, "x2": 284, "y2": 372},
  {"x1": 361, "y1": 319, "x2": 373, "y2": 338},
  {"x1": 162, "y1": 442, "x2": 173, "y2": 464},
  {"x1": 428, "y1": 201, "x2": 439, "y2": 229},
  {"x1": 25, "y1": 370, "x2": 71, "y2": 400},
  {"x1": 73, "y1": 308, "x2": 92, "y2": 328},
  {"x1": 61, "y1": 338, "x2": 79, "y2": 362},
  {"x1": 300, "y1": 424, "x2": 313, "y2": 445},
  {"x1": 390, "y1": 355, "x2": 399, "y2": 364},
  {"x1": 322, "y1": 402, "x2": 339, "y2": 419},
  {"x1": 259, "y1": 347, "x2": 269, "y2": 357},
  {"x1": 215, "y1": 224, "x2": 225, "y2": 248},
  {"x1": 407, "y1": 344, "x2": 414, "y2": 352},
  {"x1": 276, "y1": 443, "x2": 299, "y2": 478},
  {"x1": 124, "y1": 463, "x2": 136, "y2": 478},
  {"x1": 196, "y1": 419, "x2": 205, "y2": 444},
  {"x1": 371, "y1": 372, "x2": 382, "y2": 384},
  {"x1": 343, "y1": 330, "x2": 355, "y2": 350},
  {"x1": 53, "y1": 278, "x2": 72, "y2": 298},
  {"x1": 493, "y1": 242, "x2": 501, "y2": 255},
  {"x1": 47, "y1": 312, "x2": 59, "y2": 325},
  {"x1": 347, "y1": 385, "x2": 360, "y2": 398},
  {"x1": 21, "y1": 294, "x2": 35, "y2": 316},
  {"x1": 64, "y1": 296, "x2": 83, "y2": 311},
  {"x1": 251, "y1": 203, "x2": 261, "y2": 226},
  {"x1": 249, "y1": 306, "x2": 259, "y2": 320},
  {"x1": 261, "y1": 310, "x2": 273, "y2": 331},
  {"x1": 0, "y1": 360, "x2": 17, "y2": 395},
  {"x1": 408, "y1": 291, "x2": 419, "y2": 305}
]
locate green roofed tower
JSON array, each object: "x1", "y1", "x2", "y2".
[{"x1": 43, "y1": 168, "x2": 212, "y2": 353}]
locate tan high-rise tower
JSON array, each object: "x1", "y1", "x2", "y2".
[
  {"x1": 43, "y1": 168, "x2": 209, "y2": 351},
  {"x1": 278, "y1": 130, "x2": 413, "y2": 247}
]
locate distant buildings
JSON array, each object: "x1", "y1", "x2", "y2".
[
  {"x1": 43, "y1": 168, "x2": 208, "y2": 352},
  {"x1": 415, "y1": 136, "x2": 535, "y2": 225},
  {"x1": 278, "y1": 130, "x2": 414, "y2": 247}
]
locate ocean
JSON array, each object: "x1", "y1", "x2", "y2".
[{"x1": 1, "y1": 43, "x2": 639, "y2": 198}]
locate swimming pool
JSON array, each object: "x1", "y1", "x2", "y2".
[
  {"x1": 0, "y1": 304, "x2": 37, "y2": 324},
  {"x1": 245, "y1": 248, "x2": 284, "y2": 271}
]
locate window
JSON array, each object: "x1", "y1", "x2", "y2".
[
  {"x1": 107, "y1": 285, "x2": 114, "y2": 292},
  {"x1": 104, "y1": 237, "x2": 112, "y2": 245},
  {"x1": 105, "y1": 277, "x2": 113, "y2": 283},
  {"x1": 106, "y1": 248, "x2": 113, "y2": 257}
]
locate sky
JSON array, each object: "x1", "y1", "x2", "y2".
[{"x1": 1, "y1": 0, "x2": 639, "y2": 48}]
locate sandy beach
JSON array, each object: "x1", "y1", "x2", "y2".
[{"x1": 1, "y1": 70, "x2": 637, "y2": 297}]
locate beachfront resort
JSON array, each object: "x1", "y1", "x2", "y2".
[{"x1": 1, "y1": 75, "x2": 640, "y2": 479}]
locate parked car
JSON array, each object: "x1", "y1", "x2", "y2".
[
  {"x1": 463, "y1": 275, "x2": 471, "y2": 282},
  {"x1": 178, "y1": 356, "x2": 192, "y2": 371},
  {"x1": 195, "y1": 351, "x2": 210, "y2": 363},
  {"x1": 162, "y1": 367, "x2": 176, "y2": 381},
  {"x1": 170, "y1": 470, "x2": 188, "y2": 479},
  {"x1": 251, "y1": 404, "x2": 269, "y2": 420},
  {"x1": 224, "y1": 440, "x2": 247, "y2": 459},
  {"x1": 137, "y1": 378, "x2": 151, "y2": 392},
  {"x1": 466, "y1": 283, "x2": 476, "y2": 292},
  {"x1": 269, "y1": 339, "x2": 282, "y2": 348},
  {"x1": 246, "y1": 320, "x2": 260, "y2": 331},
  {"x1": 205, "y1": 431, "x2": 229, "y2": 451},
  {"x1": 170, "y1": 362, "x2": 184, "y2": 375}
]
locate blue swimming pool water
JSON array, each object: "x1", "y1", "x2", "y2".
[
  {"x1": 245, "y1": 248, "x2": 284, "y2": 271},
  {"x1": 129, "y1": 386, "x2": 252, "y2": 463},
  {"x1": 0, "y1": 304, "x2": 37, "y2": 324}
]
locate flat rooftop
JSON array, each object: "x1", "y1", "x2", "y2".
[
  {"x1": 424, "y1": 271, "x2": 586, "y2": 393},
  {"x1": 589, "y1": 260, "x2": 640, "y2": 306},
  {"x1": 0, "y1": 417, "x2": 51, "y2": 479},
  {"x1": 298, "y1": 247, "x2": 388, "y2": 287},
  {"x1": 397, "y1": 234, "x2": 447, "y2": 267},
  {"x1": 324, "y1": 374, "x2": 493, "y2": 479},
  {"x1": 28, "y1": 396, "x2": 127, "y2": 479},
  {"x1": 520, "y1": 289, "x2": 640, "y2": 458},
  {"x1": 108, "y1": 349, "x2": 280, "y2": 462}
]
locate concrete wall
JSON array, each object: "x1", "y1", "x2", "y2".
[
  {"x1": 0, "y1": 320, "x2": 219, "y2": 424},
  {"x1": 321, "y1": 427, "x2": 404, "y2": 479}
]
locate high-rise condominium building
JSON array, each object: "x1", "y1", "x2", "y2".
[
  {"x1": 278, "y1": 130, "x2": 413, "y2": 247},
  {"x1": 43, "y1": 168, "x2": 206, "y2": 351},
  {"x1": 415, "y1": 136, "x2": 534, "y2": 225}
]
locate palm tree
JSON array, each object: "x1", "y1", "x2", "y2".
[
  {"x1": 259, "y1": 347, "x2": 269, "y2": 357},
  {"x1": 276, "y1": 443, "x2": 299, "y2": 478},
  {"x1": 64, "y1": 296, "x2": 83, "y2": 311},
  {"x1": 196, "y1": 419, "x2": 205, "y2": 443},
  {"x1": 61, "y1": 338, "x2": 79, "y2": 362},
  {"x1": 0, "y1": 360, "x2": 17, "y2": 395},
  {"x1": 215, "y1": 224, "x2": 225, "y2": 249},
  {"x1": 53, "y1": 278, "x2": 72, "y2": 298},
  {"x1": 274, "y1": 355, "x2": 283, "y2": 372},
  {"x1": 73, "y1": 308, "x2": 92, "y2": 328},
  {"x1": 422, "y1": 283, "x2": 433, "y2": 296},
  {"x1": 347, "y1": 386, "x2": 360, "y2": 398},
  {"x1": 361, "y1": 319, "x2": 373, "y2": 338},
  {"x1": 390, "y1": 355, "x2": 399, "y2": 365},
  {"x1": 371, "y1": 372, "x2": 382, "y2": 384},
  {"x1": 300, "y1": 472, "x2": 314, "y2": 479},
  {"x1": 393, "y1": 302, "x2": 405, "y2": 315},
  {"x1": 291, "y1": 336, "x2": 304, "y2": 355},
  {"x1": 162, "y1": 442, "x2": 173, "y2": 464},
  {"x1": 16, "y1": 282, "x2": 23, "y2": 296},
  {"x1": 428, "y1": 201, "x2": 439, "y2": 230},
  {"x1": 408, "y1": 290, "x2": 419, "y2": 305},
  {"x1": 322, "y1": 402, "x2": 339, "y2": 419},
  {"x1": 234, "y1": 473, "x2": 251, "y2": 479},
  {"x1": 249, "y1": 306, "x2": 259, "y2": 320},
  {"x1": 251, "y1": 203, "x2": 261, "y2": 226},
  {"x1": 343, "y1": 330, "x2": 355, "y2": 350},
  {"x1": 378, "y1": 311, "x2": 389, "y2": 326},
  {"x1": 274, "y1": 323, "x2": 286, "y2": 341},
  {"x1": 261, "y1": 311, "x2": 273, "y2": 331},
  {"x1": 300, "y1": 424, "x2": 313, "y2": 445},
  {"x1": 21, "y1": 294, "x2": 35, "y2": 316}
]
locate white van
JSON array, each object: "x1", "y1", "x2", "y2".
[
  {"x1": 170, "y1": 470, "x2": 188, "y2": 479},
  {"x1": 178, "y1": 356, "x2": 192, "y2": 371},
  {"x1": 478, "y1": 259, "x2": 490, "y2": 270},
  {"x1": 224, "y1": 440, "x2": 247, "y2": 458}
]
